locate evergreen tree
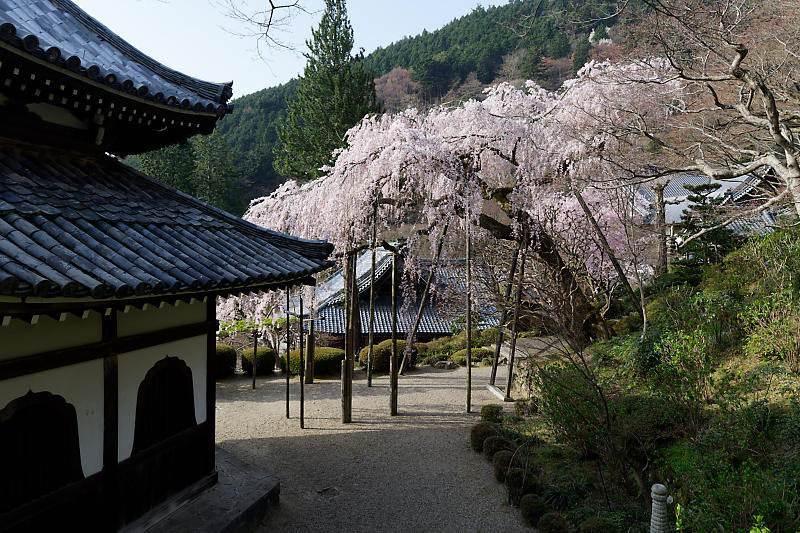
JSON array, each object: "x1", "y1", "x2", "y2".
[
  {"x1": 274, "y1": 0, "x2": 380, "y2": 181},
  {"x1": 677, "y1": 182, "x2": 742, "y2": 266},
  {"x1": 136, "y1": 131, "x2": 244, "y2": 215},
  {"x1": 572, "y1": 36, "x2": 591, "y2": 74}
]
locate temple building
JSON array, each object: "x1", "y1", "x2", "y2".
[{"x1": 0, "y1": 1, "x2": 333, "y2": 530}]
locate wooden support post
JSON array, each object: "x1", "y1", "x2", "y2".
[
  {"x1": 285, "y1": 290, "x2": 290, "y2": 419},
  {"x1": 342, "y1": 252, "x2": 354, "y2": 423},
  {"x1": 399, "y1": 221, "x2": 448, "y2": 375},
  {"x1": 252, "y1": 327, "x2": 257, "y2": 390},
  {"x1": 466, "y1": 221, "x2": 472, "y2": 413},
  {"x1": 491, "y1": 241, "x2": 520, "y2": 385},
  {"x1": 299, "y1": 296, "x2": 304, "y2": 429},
  {"x1": 390, "y1": 250, "x2": 398, "y2": 416},
  {"x1": 367, "y1": 216, "x2": 377, "y2": 387},
  {"x1": 505, "y1": 231, "x2": 527, "y2": 402},
  {"x1": 305, "y1": 307, "x2": 315, "y2": 384}
]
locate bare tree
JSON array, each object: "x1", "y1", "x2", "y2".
[
  {"x1": 214, "y1": 0, "x2": 311, "y2": 53},
  {"x1": 622, "y1": 0, "x2": 800, "y2": 221}
]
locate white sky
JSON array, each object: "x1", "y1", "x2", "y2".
[{"x1": 71, "y1": 0, "x2": 512, "y2": 98}]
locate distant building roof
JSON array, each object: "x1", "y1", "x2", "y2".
[
  {"x1": 316, "y1": 305, "x2": 500, "y2": 336},
  {"x1": 0, "y1": 138, "x2": 334, "y2": 299},
  {"x1": 0, "y1": 0, "x2": 232, "y2": 111}
]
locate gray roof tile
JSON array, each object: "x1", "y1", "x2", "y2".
[
  {"x1": 0, "y1": 139, "x2": 334, "y2": 299},
  {"x1": 0, "y1": 0, "x2": 233, "y2": 114}
]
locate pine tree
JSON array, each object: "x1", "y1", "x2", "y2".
[
  {"x1": 572, "y1": 36, "x2": 591, "y2": 74},
  {"x1": 274, "y1": 0, "x2": 380, "y2": 182}
]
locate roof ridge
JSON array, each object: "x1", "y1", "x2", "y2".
[{"x1": 49, "y1": 0, "x2": 233, "y2": 104}]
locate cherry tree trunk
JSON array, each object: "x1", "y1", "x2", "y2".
[{"x1": 490, "y1": 241, "x2": 520, "y2": 386}]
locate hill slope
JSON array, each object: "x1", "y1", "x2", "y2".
[{"x1": 216, "y1": 0, "x2": 620, "y2": 201}]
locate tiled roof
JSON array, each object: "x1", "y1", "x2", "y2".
[
  {"x1": 0, "y1": 139, "x2": 334, "y2": 299},
  {"x1": 0, "y1": 0, "x2": 232, "y2": 114},
  {"x1": 316, "y1": 305, "x2": 499, "y2": 336}
]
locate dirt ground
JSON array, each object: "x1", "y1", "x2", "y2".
[{"x1": 215, "y1": 364, "x2": 527, "y2": 533}]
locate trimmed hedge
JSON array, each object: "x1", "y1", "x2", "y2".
[
  {"x1": 470, "y1": 422, "x2": 500, "y2": 452},
  {"x1": 506, "y1": 468, "x2": 541, "y2": 506},
  {"x1": 451, "y1": 347, "x2": 492, "y2": 366},
  {"x1": 492, "y1": 450, "x2": 515, "y2": 482},
  {"x1": 520, "y1": 494, "x2": 550, "y2": 526},
  {"x1": 281, "y1": 347, "x2": 346, "y2": 376},
  {"x1": 214, "y1": 344, "x2": 237, "y2": 379},
  {"x1": 538, "y1": 512, "x2": 570, "y2": 533},
  {"x1": 481, "y1": 404, "x2": 503, "y2": 423},
  {"x1": 579, "y1": 517, "x2": 618, "y2": 533},
  {"x1": 241, "y1": 346, "x2": 277, "y2": 376},
  {"x1": 358, "y1": 339, "x2": 416, "y2": 372},
  {"x1": 483, "y1": 435, "x2": 514, "y2": 460}
]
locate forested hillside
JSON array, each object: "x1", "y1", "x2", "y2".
[{"x1": 215, "y1": 0, "x2": 623, "y2": 203}]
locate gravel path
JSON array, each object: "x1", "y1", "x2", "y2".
[{"x1": 215, "y1": 364, "x2": 526, "y2": 533}]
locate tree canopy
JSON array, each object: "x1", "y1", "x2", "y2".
[{"x1": 273, "y1": 0, "x2": 380, "y2": 182}]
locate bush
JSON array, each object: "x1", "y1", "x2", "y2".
[
  {"x1": 451, "y1": 347, "x2": 492, "y2": 366},
  {"x1": 742, "y1": 289, "x2": 800, "y2": 372},
  {"x1": 515, "y1": 398, "x2": 537, "y2": 417},
  {"x1": 281, "y1": 347, "x2": 345, "y2": 376},
  {"x1": 537, "y1": 512, "x2": 570, "y2": 533},
  {"x1": 520, "y1": 494, "x2": 550, "y2": 526},
  {"x1": 358, "y1": 339, "x2": 414, "y2": 372},
  {"x1": 505, "y1": 468, "x2": 541, "y2": 506},
  {"x1": 481, "y1": 404, "x2": 503, "y2": 423},
  {"x1": 470, "y1": 422, "x2": 500, "y2": 452},
  {"x1": 492, "y1": 450, "x2": 515, "y2": 482},
  {"x1": 241, "y1": 346, "x2": 277, "y2": 376},
  {"x1": 483, "y1": 435, "x2": 514, "y2": 459},
  {"x1": 480, "y1": 327, "x2": 499, "y2": 346},
  {"x1": 214, "y1": 344, "x2": 237, "y2": 378},
  {"x1": 481, "y1": 357, "x2": 493, "y2": 367},
  {"x1": 578, "y1": 517, "x2": 617, "y2": 533}
]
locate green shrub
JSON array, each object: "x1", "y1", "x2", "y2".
[
  {"x1": 358, "y1": 339, "x2": 414, "y2": 372},
  {"x1": 241, "y1": 346, "x2": 277, "y2": 376},
  {"x1": 537, "y1": 512, "x2": 570, "y2": 533},
  {"x1": 451, "y1": 347, "x2": 492, "y2": 366},
  {"x1": 481, "y1": 357, "x2": 493, "y2": 367},
  {"x1": 520, "y1": 494, "x2": 550, "y2": 526},
  {"x1": 281, "y1": 347, "x2": 345, "y2": 376},
  {"x1": 214, "y1": 344, "x2": 237, "y2": 378},
  {"x1": 741, "y1": 289, "x2": 800, "y2": 372},
  {"x1": 470, "y1": 422, "x2": 500, "y2": 452},
  {"x1": 578, "y1": 517, "x2": 617, "y2": 533},
  {"x1": 493, "y1": 450, "x2": 515, "y2": 482},
  {"x1": 481, "y1": 404, "x2": 504, "y2": 423},
  {"x1": 505, "y1": 467, "x2": 541, "y2": 506},
  {"x1": 483, "y1": 435, "x2": 513, "y2": 459},
  {"x1": 515, "y1": 398, "x2": 537, "y2": 417},
  {"x1": 613, "y1": 312, "x2": 642, "y2": 335},
  {"x1": 480, "y1": 327, "x2": 499, "y2": 346}
]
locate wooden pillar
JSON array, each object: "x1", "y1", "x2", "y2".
[
  {"x1": 505, "y1": 231, "x2": 527, "y2": 401},
  {"x1": 367, "y1": 218, "x2": 377, "y2": 387},
  {"x1": 205, "y1": 297, "x2": 216, "y2": 473},
  {"x1": 285, "y1": 289, "x2": 290, "y2": 419},
  {"x1": 490, "y1": 241, "x2": 520, "y2": 385},
  {"x1": 299, "y1": 296, "x2": 305, "y2": 429},
  {"x1": 251, "y1": 328, "x2": 257, "y2": 390},
  {"x1": 466, "y1": 221, "x2": 472, "y2": 413},
  {"x1": 305, "y1": 308, "x2": 315, "y2": 384},
  {"x1": 390, "y1": 250, "x2": 398, "y2": 416},
  {"x1": 399, "y1": 221, "x2": 448, "y2": 375},
  {"x1": 342, "y1": 252, "x2": 354, "y2": 423}
]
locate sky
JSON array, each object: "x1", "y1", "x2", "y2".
[{"x1": 71, "y1": 0, "x2": 512, "y2": 99}]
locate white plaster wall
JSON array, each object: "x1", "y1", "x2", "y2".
[
  {"x1": 116, "y1": 300, "x2": 206, "y2": 337},
  {"x1": 0, "y1": 312, "x2": 102, "y2": 360},
  {"x1": 117, "y1": 335, "x2": 208, "y2": 461},
  {"x1": 0, "y1": 360, "x2": 104, "y2": 477}
]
